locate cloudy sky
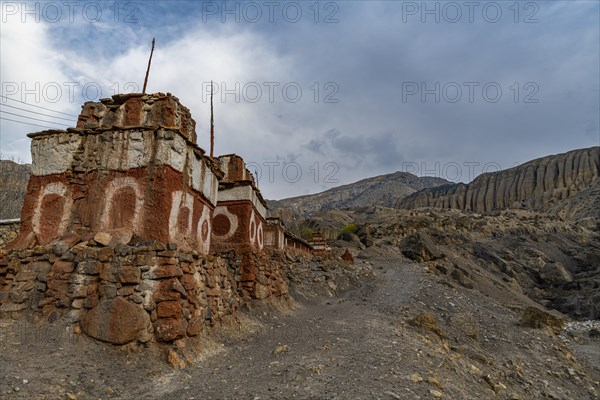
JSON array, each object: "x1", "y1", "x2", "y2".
[{"x1": 1, "y1": 1, "x2": 598, "y2": 199}]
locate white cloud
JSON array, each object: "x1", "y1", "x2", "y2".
[{"x1": 0, "y1": 18, "x2": 78, "y2": 160}]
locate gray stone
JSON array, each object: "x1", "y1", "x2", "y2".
[{"x1": 540, "y1": 262, "x2": 573, "y2": 285}]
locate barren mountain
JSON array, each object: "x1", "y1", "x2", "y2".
[
  {"x1": 398, "y1": 147, "x2": 600, "y2": 228},
  {"x1": 268, "y1": 171, "x2": 449, "y2": 220}
]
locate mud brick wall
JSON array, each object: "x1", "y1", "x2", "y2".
[
  {"x1": 218, "y1": 154, "x2": 258, "y2": 186},
  {"x1": 211, "y1": 155, "x2": 268, "y2": 254},
  {"x1": 77, "y1": 92, "x2": 197, "y2": 143},
  {"x1": 284, "y1": 233, "x2": 313, "y2": 259},
  {"x1": 212, "y1": 201, "x2": 265, "y2": 253},
  {"x1": 9, "y1": 93, "x2": 220, "y2": 254},
  {"x1": 0, "y1": 240, "x2": 289, "y2": 344}
]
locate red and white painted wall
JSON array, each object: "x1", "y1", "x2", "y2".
[
  {"x1": 264, "y1": 218, "x2": 285, "y2": 251},
  {"x1": 9, "y1": 93, "x2": 221, "y2": 254},
  {"x1": 210, "y1": 155, "x2": 268, "y2": 253}
]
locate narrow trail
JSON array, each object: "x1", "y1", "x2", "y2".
[{"x1": 154, "y1": 258, "x2": 427, "y2": 400}]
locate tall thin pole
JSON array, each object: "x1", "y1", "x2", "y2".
[
  {"x1": 210, "y1": 80, "x2": 215, "y2": 158},
  {"x1": 142, "y1": 38, "x2": 155, "y2": 94}
]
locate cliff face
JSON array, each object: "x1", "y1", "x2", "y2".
[{"x1": 398, "y1": 147, "x2": 600, "y2": 220}]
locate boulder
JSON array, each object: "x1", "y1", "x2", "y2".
[
  {"x1": 521, "y1": 306, "x2": 565, "y2": 334},
  {"x1": 539, "y1": 262, "x2": 573, "y2": 285},
  {"x1": 339, "y1": 233, "x2": 365, "y2": 248},
  {"x1": 80, "y1": 297, "x2": 152, "y2": 344},
  {"x1": 401, "y1": 232, "x2": 443, "y2": 262},
  {"x1": 341, "y1": 249, "x2": 355, "y2": 264}
]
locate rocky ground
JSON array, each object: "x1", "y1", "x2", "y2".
[
  {"x1": 319, "y1": 207, "x2": 600, "y2": 321},
  {"x1": 1, "y1": 245, "x2": 599, "y2": 399}
]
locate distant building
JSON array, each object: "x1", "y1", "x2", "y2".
[
  {"x1": 309, "y1": 231, "x2": 332, "y2": 255},
  {"x1": 284, "y1": 231, "x2": 312, "y2": 258}
]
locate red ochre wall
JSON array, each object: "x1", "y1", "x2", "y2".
[
  {"x1": 211, "y1": 200, "x2": 265, "y2": 254},
  {"x1": 10, "y1": 165, "x2": 213, "y2": 254}
]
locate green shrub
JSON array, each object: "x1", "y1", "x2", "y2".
[
  {"x1": 340, "y1": 223, "x2": 358, "y2": 235},
  {"x1": 301, "y1": 227, "x2": 314, "y2": 240}
]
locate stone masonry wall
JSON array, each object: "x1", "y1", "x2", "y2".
[
  {"x1": 0, "y1": 221, "x2": 20, "y2": 248},
  {"x1": 0, "y1": 239, "x2": 289, "y2": 345},
  {"x1": 0, "y1": 92, "x2": 292, "y2": 351}
]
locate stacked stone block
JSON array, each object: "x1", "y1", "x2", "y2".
[{"x1": 0, "y1": 239, "x2": 288, "y2": 344}]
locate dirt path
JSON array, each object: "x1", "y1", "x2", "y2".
[
  {"x1": 153, "y1": 259, "x2": 427, "y2": 399},
  {"x1": 2, "y1": 256, "x2": 599, "y2": 400}
]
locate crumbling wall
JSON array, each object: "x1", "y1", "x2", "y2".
[
  {"x1": 284, "y1": 233, "x2": 312, "y2": 259},
  {"x1": 220, "y1": 247, "x2": 288, "y2": 301},
  {"x1": 76, "y1": 93, "x2": 197, "y2": 143}
]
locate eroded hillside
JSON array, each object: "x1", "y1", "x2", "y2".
[{"x1": 399, "y1": 147, "x2": 600, "y2": 229}]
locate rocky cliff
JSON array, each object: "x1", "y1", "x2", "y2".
[{"x1": 398, "y1": 147, "x2": 600, "y2": 224}]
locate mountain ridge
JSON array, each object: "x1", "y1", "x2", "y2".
[{"x1": 267, "y1": 171, "x2": 450, "y2": 219}]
